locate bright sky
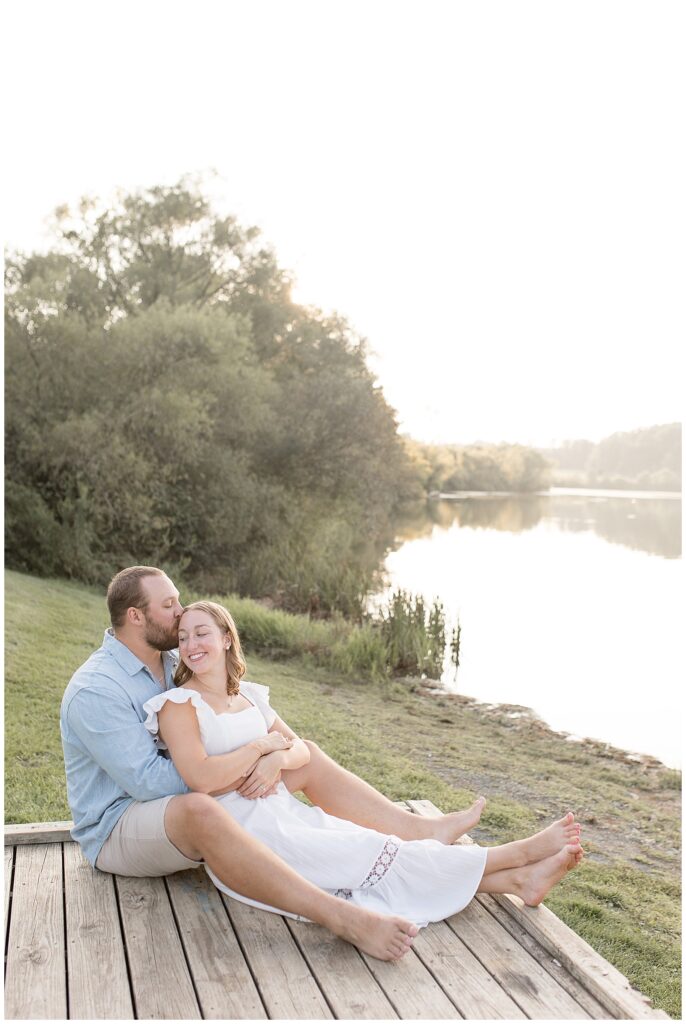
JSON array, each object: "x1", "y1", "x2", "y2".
[{"x1": 3, "y1": 0, "x2": 683, "y2": 446}]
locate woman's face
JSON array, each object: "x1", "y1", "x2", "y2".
[{"x1": 177, "y1": 609, "x2": 228, "y2": 676}]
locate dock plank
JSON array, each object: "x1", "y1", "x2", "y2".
[
  {"x1": 166, "y1": 869, "x2": 267, "y2": 1020},
  {"x1": 5, "y1": 844, "x2": 67, "y2": 1020},
  {"x1": 447, "y1": 897, "x2": 591, "y2": 1019},
  {"x1": 287, "y1": 917, "x2": 398, "y2": 1019},
  {"x1": 492, "y1": 893, "x2": 670, "y2": 1019},
  {"x1": 223, "y1": 897, "x2": 333, "y2": 1019},
  {"x1": 412, "y1": 919, "x2": 527, "y2": 1019},
  {"x1": 477, "y1": 893, "x2": 610, "y2": 1018},
  {"x1": 360, "y1": 946, "x2": 460, "y2": 1019},
  {"x1": 5, "y1": 844, "x2": 13, "y2": 925},
  {"x1": 115, "y1": 874, "x2": 200, "y2": 1020},
  {"x1": 63, "y1": 842, "x2": 133, "y2": 1020},
  {"x1": 4, "y1": 822, "x2": 74, "y2": 846}
]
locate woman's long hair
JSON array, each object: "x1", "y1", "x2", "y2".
[{"x1": 174, "y1": 600, "x2": 246, "y2": 696}]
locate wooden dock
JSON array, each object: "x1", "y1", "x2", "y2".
[{"x1": 4, "y1": 800, "x2": 668, "y2": 1020}]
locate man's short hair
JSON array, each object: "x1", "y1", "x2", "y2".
[{"x1": 107, "y1": 566, "x2": 166, "y2": 627}]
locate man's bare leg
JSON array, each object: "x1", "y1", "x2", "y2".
[
  {"x1": 282, "y1": 740, "x2": 485, "y2": 843},
  {"x1": 165, "y1": 794, "x2": 419, "y2": 961}
]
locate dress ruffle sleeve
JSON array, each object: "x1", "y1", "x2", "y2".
[
  {"x1": 240, "y1": 681, "x2": 277, "y2": 728},
  {"x1": 142, "y1": 688, "x2": 205, "y2": 750}
]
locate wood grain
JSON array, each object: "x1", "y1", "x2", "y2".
[
  {"x1": 5, "y1": 821, "x2": 74, "y2": 846},
  {"x1": 63, "y1": 841, "x2": 133, "y2": 1019},
  {"x1": 477, "y1": 892, "x2": 610, "y2": 1017},
  {"x1": 223, "y1": 896, "x2": 333, "y2": 1019},
  {"x1": 4, "y1": 844, "x2": 67, "y2": 1020},
  {"x1": 287, "y1": 916, "x2": 399, "y2": 1019},
  {"x1": 360, "y1": 946, "x2": 459, "y2": 1019},
  {"x1": 166, "y1": 869, "x2": 267, "y2": 1019},
  {"x1": 447, "y1": 892, "x2": 592, "y2": 1018},
  {"x1": 412, "y1": 919, "x2": 527, "y2": 1018},
  {"x1": 492, "y1": 892, "x2": 670, "y2": 1019},
  {"x1": 115, "y1": 873, "x2": 200, "y2": 1019}
]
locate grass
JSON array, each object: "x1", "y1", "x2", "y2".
[{"x1": 4, "y1": 569, "x2": 682, "y2": 1017}]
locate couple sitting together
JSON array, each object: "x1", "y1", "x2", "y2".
[{"x1": 61, "y1": 565, "x2": 583, "y2": 962}]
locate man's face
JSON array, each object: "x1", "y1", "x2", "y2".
[{"x1": 140, "y1": 575, "x2": 184, "y2": 651}]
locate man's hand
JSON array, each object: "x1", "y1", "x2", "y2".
[{"x1": 238, "y1": 752, "x2": 284, "y2": 799}]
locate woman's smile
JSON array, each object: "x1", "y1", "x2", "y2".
[{"x1": 178, "y1": 608, "x2": 230, "y2": 678}]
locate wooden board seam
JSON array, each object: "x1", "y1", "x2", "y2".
[
  {"x1": 284, "y1": 916, "x2": 349, "y2": 1020},
  {"x1": 163, "y1": 875, "x2": 205, "y2": 1017},
  {"x1": 219, "y1": 893, "x2": 274, "y2": 1018},
  {"x1": 112, "y1": 865, "x2": 139, "y2": 1020}
]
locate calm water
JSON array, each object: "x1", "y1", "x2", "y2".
[{"x1": 376, "y1": 490, "x2": 682, "y2": 768}]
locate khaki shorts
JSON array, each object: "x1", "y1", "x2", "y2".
[{"x1": 96, "y1": 796, "x2": 203, "y2": 877}]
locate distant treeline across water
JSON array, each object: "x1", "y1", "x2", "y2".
[{"x1": 538, "y1": 423, "x2": 681, "y2": 492}]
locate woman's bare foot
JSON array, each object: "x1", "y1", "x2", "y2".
[
  {"x1": 433, "y1": 797, "x2": 487, "y2": 844},
  {"x1": 334, "y1": 904, "x2": 419, "y2": 961},
  {"x1": 517, "y1": 812, "x2": 581, "y2": 865},
  {"x1": 519, "y1": 843, "x2": 583, "y2": 906}
]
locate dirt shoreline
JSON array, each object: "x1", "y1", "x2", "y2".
[{"x1": 409, "y1": 683, "x2": 681, "y2": 869}]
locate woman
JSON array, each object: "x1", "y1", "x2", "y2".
[{"x1": 143, "y1": 601, "x2": 583, "y2": 931}]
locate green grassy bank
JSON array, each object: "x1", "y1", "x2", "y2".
[{"x1": 4, "y1": 570, "x2": 681, "y2": 1017}]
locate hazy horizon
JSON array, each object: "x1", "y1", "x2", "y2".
[{"x1": 4, "y1": 1, "x2": 683, "y2": 449}]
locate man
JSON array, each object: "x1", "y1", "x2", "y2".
[{"x1": 61, "y1": 566, "x2": 484, "y2": 960}]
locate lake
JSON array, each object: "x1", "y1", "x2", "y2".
[{"x1": 376, "y1": 489, "x2": 682, "y2": 769}]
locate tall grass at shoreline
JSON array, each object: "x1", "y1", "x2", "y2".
[{"x1": 191, "y1": 585, "x2": 456, "y2": 682}]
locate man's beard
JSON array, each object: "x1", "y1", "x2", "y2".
[{"x1": 143, "y1": 613, "x2": 179, "y2": 652}]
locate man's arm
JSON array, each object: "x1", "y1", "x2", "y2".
[{"x1": 66, "y1": 687, "x2": 190, "y2": 801}]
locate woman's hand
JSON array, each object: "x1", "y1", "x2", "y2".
[
  {"x1": 253, "y1": 732, "x2": 294, "y2": 756},
  {"x1": 238, "y1": 752, "x2": 284, "y2": 798}
]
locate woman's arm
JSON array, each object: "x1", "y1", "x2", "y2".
[
  {"x1": 237, "y1": 714, "x2": 310, "y2": 798},
  {"x1": 157, "y1": 701, "x2": 292, "y2": 795},
  {"x1": 267, "y1": 714, "x2": 310, "y2": 770}
]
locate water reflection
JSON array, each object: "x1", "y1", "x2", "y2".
[
  {"x1": 379, "y1": 489, "x2": 682, "y2": 767},
  {"x1": 393, "y1": 491, "x2": 681, "y2": 559}
]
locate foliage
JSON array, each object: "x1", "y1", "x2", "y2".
[
  {"x1": 405, "y1": 438, "x2": 552, "y2": 493},
  {"x1": 540, "y1": 424, "x2": 682, "y2": 491},
  {"x1": 5, "y1": 179, "x2": 414, "y2": 613},
  {"x1": 380, "y1": 589, "x2": 451, "y2": 678}
]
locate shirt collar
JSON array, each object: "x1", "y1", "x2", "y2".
[{"x1": 103, "y1": 629, "x2": 178, "y2": 684}]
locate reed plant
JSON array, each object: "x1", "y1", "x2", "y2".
[{"x1": 192, "y1": 585, "x2": 453, "y2": 682}]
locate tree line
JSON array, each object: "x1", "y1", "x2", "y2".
[
  {"x1": 539, "y1": 424, "x2": 681, "y2": 491},
  {"x1": 5, "y1": 180, "x2": 417, "y2": 614},
  {"x1": 404, "y1": 439, "x2": 552, "y2": 493}
]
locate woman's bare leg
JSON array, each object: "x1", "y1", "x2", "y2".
[
  {"x1": 282, "y1": 740, "x2": 485, "y2": 843},
  {"x1": 480, "y1": 813, "x2": 581, "y2": 876},
  {"x1": 477, "y1": 844, "x2": 583, "y2": 906}
]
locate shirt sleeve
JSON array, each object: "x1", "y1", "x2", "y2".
[{"x1": 66, "y1": 686, "x2": 189, "y2": 802}]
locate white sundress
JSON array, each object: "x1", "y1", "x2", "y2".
[{"x1": 143, "y1": 682, "x2": 487, "y2": 927}]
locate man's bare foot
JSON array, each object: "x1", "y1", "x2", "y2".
[
  {"x1": 518, "y1": 812, "x2": 581, "y2": 865},
  {"x1": 519, "y1": 843, "x2": 583, "y2": 906},
  {"x1": 334, "y1": 904, "x2": 419, "y2": 961},
  {"x1": 433, "y1": 797, "x2": 487, "y2": 844}
]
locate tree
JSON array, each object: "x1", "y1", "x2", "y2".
[{"x1": 5, "y1": 179, "x2": 414, "y2": 610}]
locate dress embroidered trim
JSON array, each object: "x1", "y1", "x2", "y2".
[
  {"x1": 360, "y1": 838, "x2": 400, "y2": 888},
  {"x1": 332, "y1": 839, "x2": 400, "y2": 901}
]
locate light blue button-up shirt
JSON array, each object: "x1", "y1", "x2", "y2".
[{"x1": 60, "y1": 630, "x2": 189, "y2": 866}]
